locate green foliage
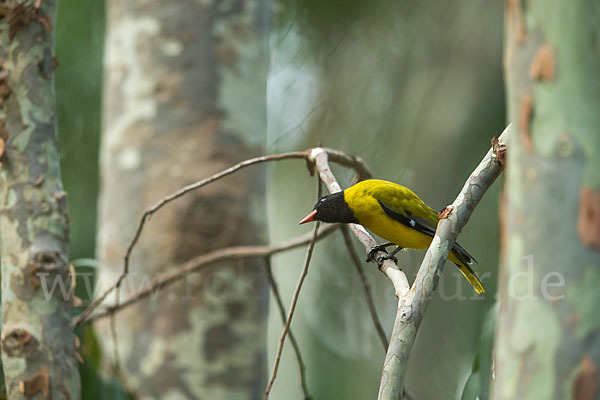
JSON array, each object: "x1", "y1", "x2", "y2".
[
  {"x1": 55, "y1": 1, "x2": 129, "y2": 398},
  {"x1": 56, "y1": 0, "x2": 104, "y2": 260}
]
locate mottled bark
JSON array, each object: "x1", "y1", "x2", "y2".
[
  {"x1": 493, "y1": 1, "x2": 600, "y2": 399},
  {"x1": 95, "y1": 0, "x2": 269, "y2": 398},
  {"x1": 0, "y1": 0, "x2": 81, "y2": 398}
]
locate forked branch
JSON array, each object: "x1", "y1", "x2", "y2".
[{"x1": 377, "y1": 124, "x2": 512, "y2": 399}]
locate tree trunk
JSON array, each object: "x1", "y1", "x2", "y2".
[
  {"x1": 0, "y1": 1, "x2": 81, "y2": 398},
  {"x1": 493, "y1": 1, "x2": 600, "y2": 399},
  {"x1": 96, "y1": 0, "x2": 270, "y2": 398}
]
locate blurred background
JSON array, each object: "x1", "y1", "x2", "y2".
[{"x1": 56, "y1": 0, "x2": 506, "y2": 399}]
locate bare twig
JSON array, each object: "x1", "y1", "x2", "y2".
[
  {"x1": 78, "y1": 225, "x2": 338, "y2": 324},
  {"x1": 110, "y1": 313, "x2": 120, "y2": 371},
  {"x1": 73, "y1": 152, "x2": 307, "y2": 327},
  {"x1": 316, "y1": 147, "x2": 372, "y2": 181},
  {"x1": 340, "y1": 226, "x2": 389, "y2": 351},
  {"x1": 264, "y1": 258, "x2": 312, "y2": 400},
  {"x1": 377, "y1": 124, "x2": 512, "y2": 399},
  {"x1": 75, "y1": 149, "x2": 370, "y2": 328},
  {"x1": 264, "y1": 178, "x2": 322, "y2": 400}
]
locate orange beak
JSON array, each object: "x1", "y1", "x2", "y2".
[{"x1": 299, "y1": 209, "x2": 317, "y2": 224}]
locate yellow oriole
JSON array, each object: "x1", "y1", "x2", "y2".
[{"x1": 299, "y1": 179, "x2": 484, "y2": 294}]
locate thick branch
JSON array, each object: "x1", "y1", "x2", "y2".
[
  {"x1": 0, "y1": 1, "x2": 80, "y2": 398},
  {"x1": 378, "y1": 124, "x2": 512, "y2": 400}
]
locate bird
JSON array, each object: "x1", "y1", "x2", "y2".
[{"x1": 299, "y1": 179, "x2": 484, "y2": 294}]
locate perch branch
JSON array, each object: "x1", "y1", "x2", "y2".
[
  {"x1": 377, "y1": 124, "x2": 512, "y2": 399},
  {"x1": 308, "y1": 148, "x2": 410, "y2": 298}
]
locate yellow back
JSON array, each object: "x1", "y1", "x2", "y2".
[
  {"x1": 344, "y1": 179, "x2": 439, "y2": 225},
  {"x1": 343, "y1": 180, "x2": 439, "y2": 249}
]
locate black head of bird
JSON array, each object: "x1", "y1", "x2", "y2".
[{"x1": 299, "y1": 191, "x2": 358, "y2": 224}]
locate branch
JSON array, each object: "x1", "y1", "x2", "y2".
[
  {"x1": 340, "y1": 226, "x2": 389, "y2": 351},
  {"x1": 264, "y1": 258, "x2": 311, "y2": 399},
  {"x1": 377, "y1": 124, "x2": 512, "y2": 399},
  {"x1": 264, "y1": 178, "x2": 322, "y2": 399},
  {"x1": 74, "y1": 151, "x2": 306, "y2": 326},
  {"x1": 314, "y1": 147, "x2": 372, "y2": 181},
  {"x1": 308, "y1": 148, "x2": 410, "y2": 298},
  {"x1": 77, "y1": 225, "x2": 338, "y2": 324},
  {"x1": 74, "y1": 149, "x2": 370, "y2": 328},
  {"x1": 0, "y1": 1, "x2": 80, "y2": 396},
  {"x1": 110, "y1": 313, "x2": 121, "y2": 371}
]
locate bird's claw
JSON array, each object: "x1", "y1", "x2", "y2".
[
  {"x1": 375, "y1": 253, "x2": 398, "y2": 264},
  {"x1": 366, "y1": 243, "x2": 395, "y2": 263}
]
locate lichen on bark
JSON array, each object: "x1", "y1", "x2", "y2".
[{"x1": 0, "y1": 0, "x2": 81, "y2": 398}]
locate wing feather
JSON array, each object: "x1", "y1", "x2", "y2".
[
  {"x1": 366, "y1": 181, "x2": 439, "y2": 226},
  {"x1": 377, "y1": 200, "x2": 436, "y2": 237}
]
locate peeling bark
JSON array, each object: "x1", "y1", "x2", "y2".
[
  {"x1": 578, "y1": 188, "x2": 600, "y2": 249},
  {"x1": 518, "y1": 94, "x2": 533, "y2": 152},
  {"x1": 529, "y1": 44, "x2": 555, "y2": 81},
  {"x1": 0, "y1": 0, "x2": 80, "y2": 398},
  {"x1": 95, "y1": 0, "x2": 270, "y2": 398},
  {"x1": 573, "y1": 356, "x2": 598, "y2": 400},
  {"x1": 493, "y1": 0, "x2": 600, "y2": 399}
]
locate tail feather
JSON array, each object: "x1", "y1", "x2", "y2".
[
  {"x1": 449, "y1": 245, "x2": 484, "y2": 294},
  {"x1": 456, "y1": 262, "x2": 485, "y2": 294},
  {"x1": 453, "y1": 241, "x2": 477, "y2": 265}
]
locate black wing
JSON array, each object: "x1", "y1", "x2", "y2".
[
  {"x1": 378, "y1": 200, "x2": 476, "y2": 265},
  {"x1": 452, "y1": 242, "x2": 477, "y2": 264},
  {"x1": 377, "y1": 200, "x2": 436, "y2": 237}
]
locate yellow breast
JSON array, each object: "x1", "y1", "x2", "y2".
[{"x1": 343, "y1": 188, "x2": 433, "y2": 250}]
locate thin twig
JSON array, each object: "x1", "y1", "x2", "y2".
[
  {"x1": 377, "y1": 124, "x2": 512, "y2": 399},
  {"x1": 74, "y1": 149, "x2": 370, "y2": 328},
  {"x1": 110, "y1": 313, "x2": 121, "y2": 372},
  {"x1": 264, "y1": 178, "x2": 322, "y2": 399},
  {"x1": 78, "y1": 225, "x2": 338, "y2": 324},
  {"x1": 74, "y1": 152, "x2": 306, "y2": 327},
  {"x1": 264, "y1": 258, "x2": 312, "y2": 400},
  {"x1": 340, "y1": 226, "x2": 389, "y2": 351},
  {"x1": 315, "y1": 147, "x2": 372, "y2": 181}
]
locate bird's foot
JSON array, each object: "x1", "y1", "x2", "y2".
[
  {"x1": 375, "y1": 253, "x2": 398, "y2": 264},
  {"x1": 366, "y1": 242, "x2": 395, "y2": 263}
]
